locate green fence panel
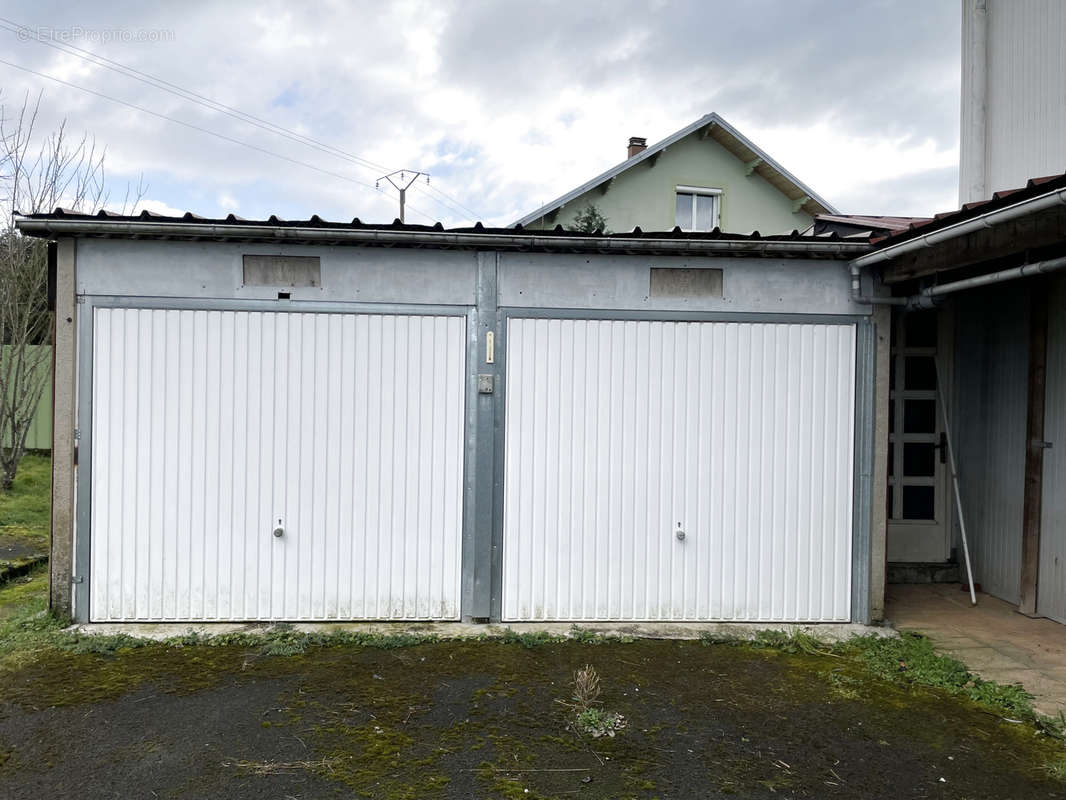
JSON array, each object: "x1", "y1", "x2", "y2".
[{"x1": 2, "y1": 345, "x2": 53, "y2": 451}]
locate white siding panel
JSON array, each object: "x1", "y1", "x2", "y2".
[
  {"x1": 961, "y1": 0, "x2": 1066, "y2": 201},
  {"x1": 502, "y1": 319, "x2": 855, "y2": 622},
  {"x1": 90, "y1": 308, "x2": 466, "y2": 621},
  {"x1": 1039, "y1": 277, "x2": 1066, "y2": 623}
]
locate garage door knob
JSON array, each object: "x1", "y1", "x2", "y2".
[
  {"x1": 273, "y1": 526, "x2": 284, "y2": 538},
  {"x1": 676, "y1": 528, "x2": 686, "y2": 541}
]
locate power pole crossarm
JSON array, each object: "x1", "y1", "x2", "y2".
[{"x1": 377, "y1": 169, "x2": 429, "y2": 223}]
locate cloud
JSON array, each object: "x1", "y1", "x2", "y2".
[
  {"x1": 136, "y1": 198, "x2": 185, "y2": 217},
  {"x1": 217, "y1": 191, "x2": 239, "y2": 211},
  {"x1": 0, "y1": 0, "x2": 963, "y2": 227}
]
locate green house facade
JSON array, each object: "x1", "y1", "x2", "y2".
[{"x1": 514, "y1": 113, "x2": 835, "y2": 235}]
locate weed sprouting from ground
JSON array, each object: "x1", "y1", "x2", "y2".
[
  {"x1": 497, "y1": 629, "x2": 562, "y2": 649},
  {"x1": 569, "y1": 625, "x2": 599, "y2": 644},
  {"x1": 557, "y1": 664, "x2": 627, "y2": 738},
  {"x1": 571, "y1": 664, "x2": 601, "y2": 712},
  {"x1": 575, "y1": 706, "x2": 627, "y2": 738}
]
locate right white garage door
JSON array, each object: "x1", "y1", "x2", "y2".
[{"x1": 502, "y1": 318, "x2": 856, "y2": 622}]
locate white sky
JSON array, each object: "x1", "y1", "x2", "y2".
[{"x1": 0, "y1": 0, "x2": 961, "y2": 228}]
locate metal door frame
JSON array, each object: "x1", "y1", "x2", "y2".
[
  {"x1": 74, "y1": 295, "x2": 476, "y2": 624},
  {"x1": 886, "y1": 307, "x2": 955, "y2": 563},
  {"x1": 489, "y1": 307, "x2": 876, "y2": 624}
]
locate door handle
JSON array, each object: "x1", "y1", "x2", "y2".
[{"x1": 934, "y1": 432, "x2": 948, "y2": 464}]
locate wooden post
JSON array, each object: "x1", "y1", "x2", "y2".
[
  {"x1": 1019, "y1": 279, "x2": 1048, "y2": 616},
  {"x1": 870, "y1": 305, "x2": 892, "y2": 621}
]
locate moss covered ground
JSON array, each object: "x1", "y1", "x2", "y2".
[
  {"x1": 1, "y1": 572, "x2": 1065, "y2": 799},
  {"x1": 0, "y1": 453, "x2": 50, "y2": 564}
]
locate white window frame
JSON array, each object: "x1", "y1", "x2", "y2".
[{"x1": 675, "y1": 185, "x2": 722, "y2": 231}]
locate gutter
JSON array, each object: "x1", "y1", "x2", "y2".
[
  {"x1": 852, "y1": 185, "x2": 1066, "y2": 270},
  {"x1": 14, "y1": 217, "x2": 869, "y2": 258},
  {"x1": 849, "y1": 185, "x2": 1066, "y2": 306}
]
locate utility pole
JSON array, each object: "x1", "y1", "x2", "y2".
[{"x1": 377, "y1": 170, "x2": 429, "y2": 223}]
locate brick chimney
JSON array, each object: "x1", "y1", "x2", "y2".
[{"x1": 627, "y1": 136, "x2": 647, "y2": 158}]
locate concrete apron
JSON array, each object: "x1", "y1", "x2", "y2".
[{"x1": 69, "y1": 620, "x2": 895, "y2": 643}]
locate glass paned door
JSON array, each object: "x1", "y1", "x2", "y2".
[{"x1": 886, "y1": 310, "x2": 952, "y2": 562}]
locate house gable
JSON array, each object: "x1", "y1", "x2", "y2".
[{"x1": 516, "y1": 114, "x2": 834, "y2": 236}]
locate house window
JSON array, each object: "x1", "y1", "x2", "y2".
[{"x1": 675, "y1": 186, "x2": 721, "y2": 231}]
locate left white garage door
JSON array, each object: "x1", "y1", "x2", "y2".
[{"x1": 89, "y1": 308, "x2": 467, "y2": 622}]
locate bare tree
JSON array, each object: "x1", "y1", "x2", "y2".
[{"x1": 0, "y1": 91, "x2": 143, "y2": 489}]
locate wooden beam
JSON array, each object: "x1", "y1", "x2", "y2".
[
  {"x1": 598, "y1": 177, "x2": 614, "y2": 196},
  {"x1": 1019, "y1": 279, "x2": 1049, "y2": 616},
  {"x1": 699, "y1": 125, "x2": 714, "y2": 140},
  {"x1": 882, "y1": 205, "x2": 1066, "y2": 284},
  {"x1": 647, "y1": 150, "x2": 663, "y2": 168},
  {"x1": 744, "y1": 157, "x2": 763, "y2": 176},
  {"x1": 791, "y1": 195, "x2": 809, "y2": 214}
]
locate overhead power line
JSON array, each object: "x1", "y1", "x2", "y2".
[
  {"x1": 0, "y1": 18, "x2": 389, "y2": 174},
  {"x1": 421, "y1": 181, "x2": 484, "y2": 220},
  {"x1": 0, "y1": 17, "x2": 486, "y2": 222},
  {"x1": 0, "y1": 54, "x2": 438, "y2": 222}
]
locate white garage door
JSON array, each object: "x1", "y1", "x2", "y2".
[
  {"x1": 502, "y1": 318, "x2": 856, "y2": 622},
  {"x1": 89, "y1": 308, "x2": 466, "y2": 621}
]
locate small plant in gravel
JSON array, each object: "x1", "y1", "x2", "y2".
[
  {"x1": 575, "y1": 706, "x2": 627, "y2": 738},
  {"x1": 558, "y1": 664, "x2": 627, "y2": 738}
]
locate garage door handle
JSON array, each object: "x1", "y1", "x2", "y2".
[{"x1": 273, "y1": 526, "x2": 284, "y2": 538}]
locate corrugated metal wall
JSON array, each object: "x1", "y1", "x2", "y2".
[
  {"x1": 1, "y1": 345, "x2": 52, "y2": 450},
  {"x1": 501, "y1": 319, "x2": 855, "y2": 622},
  {"x1": 89, "y1": 308, "x2": 467, "y2": 621},
  {"x1": 1039, "y1": 277, "x2": 1066, "y2": 623},
  {"x1": 961, "y1": 0, "x2": 1066, "y2": 201},
  {"x1": 952, "y1": 287, "x2": 1029, "y2": 604}
]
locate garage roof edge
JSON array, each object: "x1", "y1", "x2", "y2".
[{"x1": 14, "y1": 214, "x2": 871, "y2": 258}]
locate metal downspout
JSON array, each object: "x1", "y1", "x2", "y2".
[{"x1": 849, "y1": 261, "x2": 907, "y2": 306}]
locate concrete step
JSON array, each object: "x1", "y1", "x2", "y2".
[{"x1": 888, "y1": 561, "x2": 961, "y2": 584}]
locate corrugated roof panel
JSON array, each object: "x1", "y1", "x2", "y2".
[{"x1": 871, "y1": 171, "x2": 1066, "y2": 246}]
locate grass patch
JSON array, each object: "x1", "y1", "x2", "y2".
[
  {"x1": 0, "y1": 563, "x2": 66, "y2": 671},
  {"x1": 0, "y1": 563, "x2": 48, "y2": 618},
  {"x1": 842, "y1": 632, "x2": 1043, "y2": 723},
  {"x1": 496, "y1": 629, "x2": 564, "y2": 649},
  {"x1": 0, "y1": 453, "x2": 50, "y2": 557},
  {"x1": 701, "y1": 628, "x2": 1063, "y2": 740}
]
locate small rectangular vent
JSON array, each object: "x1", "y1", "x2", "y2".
[
  {"x1": 243, "y1": 255, "x2": 321, "y2": 287},
  {"x1": 649, "y1": 267, "x2": 723, "y2": 298}
]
